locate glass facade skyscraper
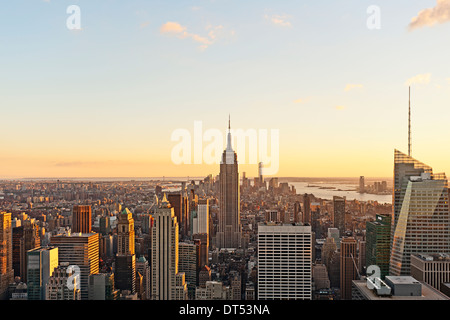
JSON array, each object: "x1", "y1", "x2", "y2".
[
  {"x1": 366, "y1": 214, "x2": 391, "y2": 279},
  {"x1": 390, "y1": 150, "x2": 450, "y2": 276}
]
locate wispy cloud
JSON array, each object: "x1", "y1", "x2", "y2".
[
  {"x1": 409, "y1": 0, "x2": 450, "y2": 30},
  {"x1": 264, "y1": 14, "x2": 292, "y2": 27},
  {"x1": 139, "y1": 21, "x2": 150, "y2": 29},
  {"x1": 160, "y1": 21, "x2": 227, "y2": 50},
  {"x1": 293, "y1": 97, "x2": 311, "y2": 104},
  {"x1": 344, "y1": 84, "x2": 363, "y2": 92},
  {"x1": 405, "y1": 73, "x2": 432, "y2": 86}
]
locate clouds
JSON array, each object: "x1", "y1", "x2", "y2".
[
  {"x1": 409, "y1": 0, "x2": 450, "y2": 30},
  {"x1": 405, "y1": 73, "x2": 432, "y2": 86},
  {"x1": 160, "y1": 21, "x2": 231, "y2": 50},
  {"x1": 344, "y1": 84, "x2": 363, "y2": 92},
  {"x1": 264, "y1": 14, "x2": 292, "y2": 27}
]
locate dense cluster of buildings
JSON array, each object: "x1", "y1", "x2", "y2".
[{"x1": 1, "y1": 122, "x2": 450, "y2": 301}]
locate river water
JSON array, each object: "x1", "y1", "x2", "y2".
[{"x1": 289, "y1": 181, "x2": 392, "y2": 204}]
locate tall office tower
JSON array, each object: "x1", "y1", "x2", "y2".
[
  {"x1": 50, "y1": 231, "x2": 99, "y2": 300},
  {"x1": 293, "y1": 202, "x2": 301, "y2": 223},
  {"x1": 151, "y1": 194, "x2": 187, "y2": 300},
  {"x1": 176, "y1": 195, "x2": 189, "y2": 239},
  {"x1": 72, "y1": 205, "x2": 92, "y2": 234},
  {"x1": 26, "y1": 246, "x2": 59, "y2": 300},
  {"x1": 303, "y1": 194, "x2": 311, "y2": 224},
  {"x1": 193, "y1": 233, "x2": 209, "y2": 268},
  {"x1": 99, "y1": 215, "x2": 111, "y2": 235},
  {"x1": 0, "y1": 212, "x2": 14, "y2": 300},
  {"x1": 358, "y1": 240, "x2": 366, "y2": 275},
  {"x1": 88, "y1": 273, "x2": 119, "y2": 300},
  {"x1": 340, "y1": 237, "x2": 358, "y2": 300},
  {"x1": 366, "y1": 214, "x2": 391, "y2": 279},
  {"x1": 216, "y1": 118, "x2": 242, "y2": 249},
  {"x1": 168, "y1": 193, "x2": 183, "y2": 233},
  {"x1": 196, "y1": 199, "x2": 210, "y2": 235},
  {"x1": 391, "y1": 150, "x2": 432, "y2": 247},
  {"x1": 178, "y1": 242, "x2": 198, "y2": 300},
  {"x1": 258, "y1": 162, "x2": 264, "y2": 186},
  {"x1": 322, "y1": 237, "x2": 337, "y2": 270},
  {"x1": 359, "y1": 176, "x2": 365, "y2": 193},
  {"x1": 390, "y1": 161, "x2": 450, "y2": 276},
  {"x1": 115, "y1": 208, "x2": 136, "y2": 294},
  {"x1": 19, "y1": 219, "x2": 41, "y2": 283},
  {"x1": 258, "y1": 223, "x2": 312, "y2": 300},
  {"x1": 46, "y1": 262, "x2": 81, "y2": 300},
  {"x1": 333, "y1": 196, "x2": 346, "y2": 235},
  {"x1": 136, "y1": 256, "x2": 151, "y2": 300}
]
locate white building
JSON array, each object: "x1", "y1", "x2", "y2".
[{"x1": 257, "y1": 223, "x2": 312, "y2": 300}]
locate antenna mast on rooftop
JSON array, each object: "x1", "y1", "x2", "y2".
[{"x1": 408, "y1": 86, "x2": 412, "y2": 157}]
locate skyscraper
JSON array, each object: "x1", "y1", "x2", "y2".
[
  {"x1": 366, "y1": 213, "x2": 391, "y2": 279},
  {"x1": 13, "y1": 218, "x2": 40, "y2": 282},
  {"x1": 151, "y1": 194, "x2": 187, "y2": 300},
  {"x1": 333, "y1": 196, "x2": 346, "y2": 236},
  {"x1": 0, "y1": 212, "x2": 14, "y2": 300},
  {"x1": 50, "y1": 231, "x2": 99, "y2": 300},
  {"x1": 390, "y1": 152, "x2": 450, "y2": 276},
  {"x1": 216, "y1": 117, "x2": 241, "y2": 249},
  {"x1": 359, "y1": 176, "x2": 365, "y2": 193},
  {"x1": 340, "y1": 237, "x2": 358, "y2": 300},
  {"x1": 178, "y1": 241, "x2": 198, "y2": 300},
  {"x1": 72, "y1": 205, "x2": 92, "y2": 234},
  {"x1": 115, "y1": 208, "x2": 136, "y2": 294},
  {"x1": 303, "y1": 194, "x2": 311, "y2": 225},
  {"x1": 27, "y1": 246, "x2": 59, "y2": 300},
  {"x1": 88, "y1": 273, "x2": 118, "y2": 300},
  {"x1": 257, "y1": 223, "x2": 312, "y2": 300}
]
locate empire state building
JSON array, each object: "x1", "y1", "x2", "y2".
[{"x1": 216, "y1": 117, "x2": 242, "y2": 249}]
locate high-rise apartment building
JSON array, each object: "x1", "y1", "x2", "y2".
[
  {"x1": 72, "y1": 205, "x2": 92, "y2": 234},
  {"x1": 257, "y1": 223, "x2": 312, "y2": 300},
  {"x1": 50, "y1": 231, "x2": 99, "y2": 300},
  {"x1": 216, "y1": 119, "x2": 241, "y2": 249}
]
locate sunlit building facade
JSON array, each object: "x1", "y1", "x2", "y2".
[
  {"x1": 257, "y1": 223, "x2": 312, "y2": 300},
  {"x1": 390, "y1": 150, "x2": 450, "y2": 276}
]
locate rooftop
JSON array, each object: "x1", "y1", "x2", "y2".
[{"x1": 353, "y1": 279, "x2": 449, "y2": 300}]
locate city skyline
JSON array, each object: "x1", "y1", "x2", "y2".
[{"x1": 1, "y1": 1, "x2": 450, "y2": 178}]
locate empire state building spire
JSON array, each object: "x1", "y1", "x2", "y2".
[{"x1": 226, "y1": 114, "x2": 233, "y2": 152}]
